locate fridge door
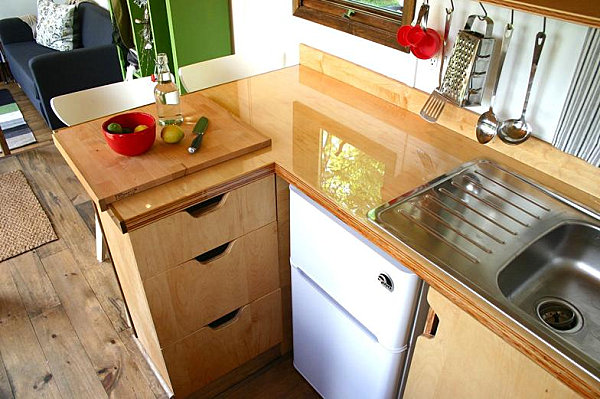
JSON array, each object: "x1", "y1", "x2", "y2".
[
  {"x1": 290, "y1": 187, "x2": 420, "y2": 350},
  {"x1": 292, "y1": 264, "x2": 406, "y2": 399}
]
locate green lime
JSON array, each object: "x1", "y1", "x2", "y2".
[
  {"x1": 107, "y1": 122, "x2": 122, "y2": 133},
  {"x1": 161, "y1": 125, "x2": 185, "y2": 144}
]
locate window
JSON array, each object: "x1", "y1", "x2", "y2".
[{"x1": 293, "y1": 0, "x2": 416, "y2": 52}]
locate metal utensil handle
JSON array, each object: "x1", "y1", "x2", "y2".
[
  {"x1": 438, "y1": 8, "x2": 453, "y2": 87},
  {"x1": 489, "y1": 24, "x2": 514, "y2": 106},
  {"x1": 415, "y1": 4, "x2": 429, "y2": 28},
  {"x1": 464, "y1": 15, "x2": 494, "y2": 37},
  {"x1": 521, "y1": 32, "x2": 546, "y2": 119}
]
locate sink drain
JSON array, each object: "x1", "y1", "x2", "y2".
[{"x1": 536, "y1": 298, "x2": 583, "y2": 333}]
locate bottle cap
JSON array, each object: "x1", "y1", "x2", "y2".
[{"x1": 156, "y1": 53, "x2": 168, "y2": 65}]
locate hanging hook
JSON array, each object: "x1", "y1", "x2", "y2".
[
  {"x1": 542, "y1": 16, "x2": 547, "y2": 33},
  {"x1": 448, "y1": 0, "x2": 455, "y2": 14},
  {"x1": 510, "y1": 9, "x2": 514, "y2": 26},
  {"x1": 478, "y1": 2, "x2": 488, "y2": 20}
]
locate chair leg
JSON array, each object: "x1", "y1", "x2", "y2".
[
  {"x1": 95, "y1": 214, "x2": 105, "y2": 262},
  {"x1": 0, "y1": 127, "x2": 10, "y2": 156}
]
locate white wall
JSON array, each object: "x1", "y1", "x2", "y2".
[
  {"x1": 94, "y1": 0, "x2": 109, "y2": 9},
  {"x1": 230, "y1": 0, "x2": 587, "y2": 144},
  {"x1": 0, "y1": 1, "x2": 37, "y2": 19},
  {"x1": 0, "y1": 0, "x2": 109, "y2": 19},
  {"x1": 230, "y1": 0, "x2": 417, "y2": 85}
]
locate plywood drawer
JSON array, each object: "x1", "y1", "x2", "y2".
[
  {"x1": 129, "y1": 175, "x2": 276, "y2": 280},
  {"x1": 162, "y1": 289, "x2": 283, "y2": 397},
  {"x1": 144, "y1": 222, "x2": 280, "y2": 348}
]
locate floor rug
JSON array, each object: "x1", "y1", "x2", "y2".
[
  {"x1": 0, "y1": 170, "x2": 57, "y2": 261},
  {"x1": 0, "y1": 89, "x2": 36, "y2": 153}
]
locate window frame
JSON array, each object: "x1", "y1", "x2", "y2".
[{"x1": 293, "y1": 0, "x2": 416, "y2": 52}]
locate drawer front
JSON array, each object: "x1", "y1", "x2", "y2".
[
  {"x1": 162, "y1": 289, "x2": 283, "y2": 398},
  {"x1": 144, "y1": 222, "x2": 280, "y2": 347},
  {"x1": 130, "y1": 175, "x2": 276, "y2": 280}
]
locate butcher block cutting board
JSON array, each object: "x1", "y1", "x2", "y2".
[{"x1": 53, "y1": 93, "x2": 271, "y2": 209}]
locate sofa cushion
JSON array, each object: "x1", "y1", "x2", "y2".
[
  {"x1": 36, "y1": 0, "x2": 77, "y2": 51},
  {"x1": 3, "y1": 42, "x2": 56, "y2": 102},
  {"x1": 78, "y1": 2, "x2": 113, "y2": 48}
]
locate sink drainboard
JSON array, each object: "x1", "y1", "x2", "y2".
[{"x1": 368, "y1": 159, "x2": 600, "y2": 381}]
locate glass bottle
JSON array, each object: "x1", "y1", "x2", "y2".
[{"x1": 153, "y1": 53, "x2": 183, "y2": 126}]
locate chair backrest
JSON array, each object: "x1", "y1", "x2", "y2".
[
  {"x1": 50, "y1": 76, "x2": 156, "y2": 126},
  {"x1": 179, "y1": 52, "x2": 284, "y2": 93},
  {"x1": 78, "y1": 2, "x2": 113, "y2": 48}
]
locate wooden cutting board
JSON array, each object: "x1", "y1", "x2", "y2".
[{"x1": 54, "y1": 92, "x2": 271, "y2": 209}]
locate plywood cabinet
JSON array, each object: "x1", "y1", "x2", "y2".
[
  {"x1": 404, "y1": 289, "x2": 581, "y2": 399},
  {"x1": 143, "y1": 222, "x2": 281, "y2": 348},
  {"x1": 100, "y1": 174, "x2": 287, "y2": 397}
]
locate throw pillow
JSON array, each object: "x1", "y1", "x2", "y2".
[{"x1": 36, "y1": 0, "x2": 77, "y2": 51}]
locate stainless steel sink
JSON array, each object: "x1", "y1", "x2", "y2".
[
  {"x1": 497, "y1": 222, "x2": 600, "y2": 370},
  {"x1": 368, "y1": 160, "x2": 600, "y2": 382}
]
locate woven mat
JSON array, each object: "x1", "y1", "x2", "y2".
[{"x1": 0, "y1": 170, "x2": 57, "y2": 261}]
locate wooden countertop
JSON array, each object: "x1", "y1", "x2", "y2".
[{"x1": 54, "y1": 47, "x2": 600, "y2": 397}]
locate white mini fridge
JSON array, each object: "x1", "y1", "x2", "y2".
[{"x1": 290, "y1": 186, "x2": 427, "y2": 399}]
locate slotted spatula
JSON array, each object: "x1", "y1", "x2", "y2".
[{"x1": 420, "y1": 6, "x2": 452, "y2": 122}]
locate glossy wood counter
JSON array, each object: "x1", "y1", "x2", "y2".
[{"x1": 54, "y1": 49, "x2": 600, "y2": 397}]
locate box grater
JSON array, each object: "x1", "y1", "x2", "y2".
[{"x1": 439, "y1": 15, "x2": 495, "y2": 107}]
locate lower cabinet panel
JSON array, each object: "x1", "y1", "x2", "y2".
[
  {"x1": 404, "y1": 289, "x2": 581, "y2": 399},
  {"x1": 162, "y1": 289, "x2": 283, "y2": 397}
]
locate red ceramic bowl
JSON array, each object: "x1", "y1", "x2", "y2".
[{"x1": 102, "y1": 112, "x2": 156, "y2": 156}]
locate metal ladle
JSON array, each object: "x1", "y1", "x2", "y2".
[
  {"x1": 476, "y1": 24, "x2": 514, "y2": 144},
  {"x1": 498, "y1": 31, "x2": 546, "y2": 144}
]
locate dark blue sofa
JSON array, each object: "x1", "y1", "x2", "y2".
[{"x1": 0, "y1": 2, "x2": 122, "y2": 129}]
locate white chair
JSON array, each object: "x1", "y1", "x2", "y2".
[
  {"x1": 51, "y1": 76, "x2": 156, "y2": 262},
  {"x1": 179, "y1": 52, "x2": 285, "y2": 93},
  {"x1": 51, "y1": 76, "x2": 155, "y2": 126}
]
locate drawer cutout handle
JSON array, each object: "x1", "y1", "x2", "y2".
[
  {"x1": 208, "y1": 308, "x2": 241, "y2": 330},
  {"x1": 423, "y1": 308, "x2": 439, "y2": 338},
  {"x1": 185, "y1": 193, "x2": 228, "y2": 218},
  {"x1": 195, "y1": 241, "x2": 232, "y2": 264}
]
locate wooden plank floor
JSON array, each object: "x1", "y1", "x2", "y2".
[
  {"x1": 0, "y1": 145, "x2": 170, "y2": 398},
  {"x1": 0, "y1": 83, "x2": 319, "y2": 398}
]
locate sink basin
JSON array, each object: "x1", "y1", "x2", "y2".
[
  {"x1": 497, "y1": 222, "x2": 600, "y2": 366},
  {"x1": 498, "y1": 222, "x2": 600, "y2": 306},
  {"x1": 369, "y1": 160, "x2": 600, "y2": 382}
]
